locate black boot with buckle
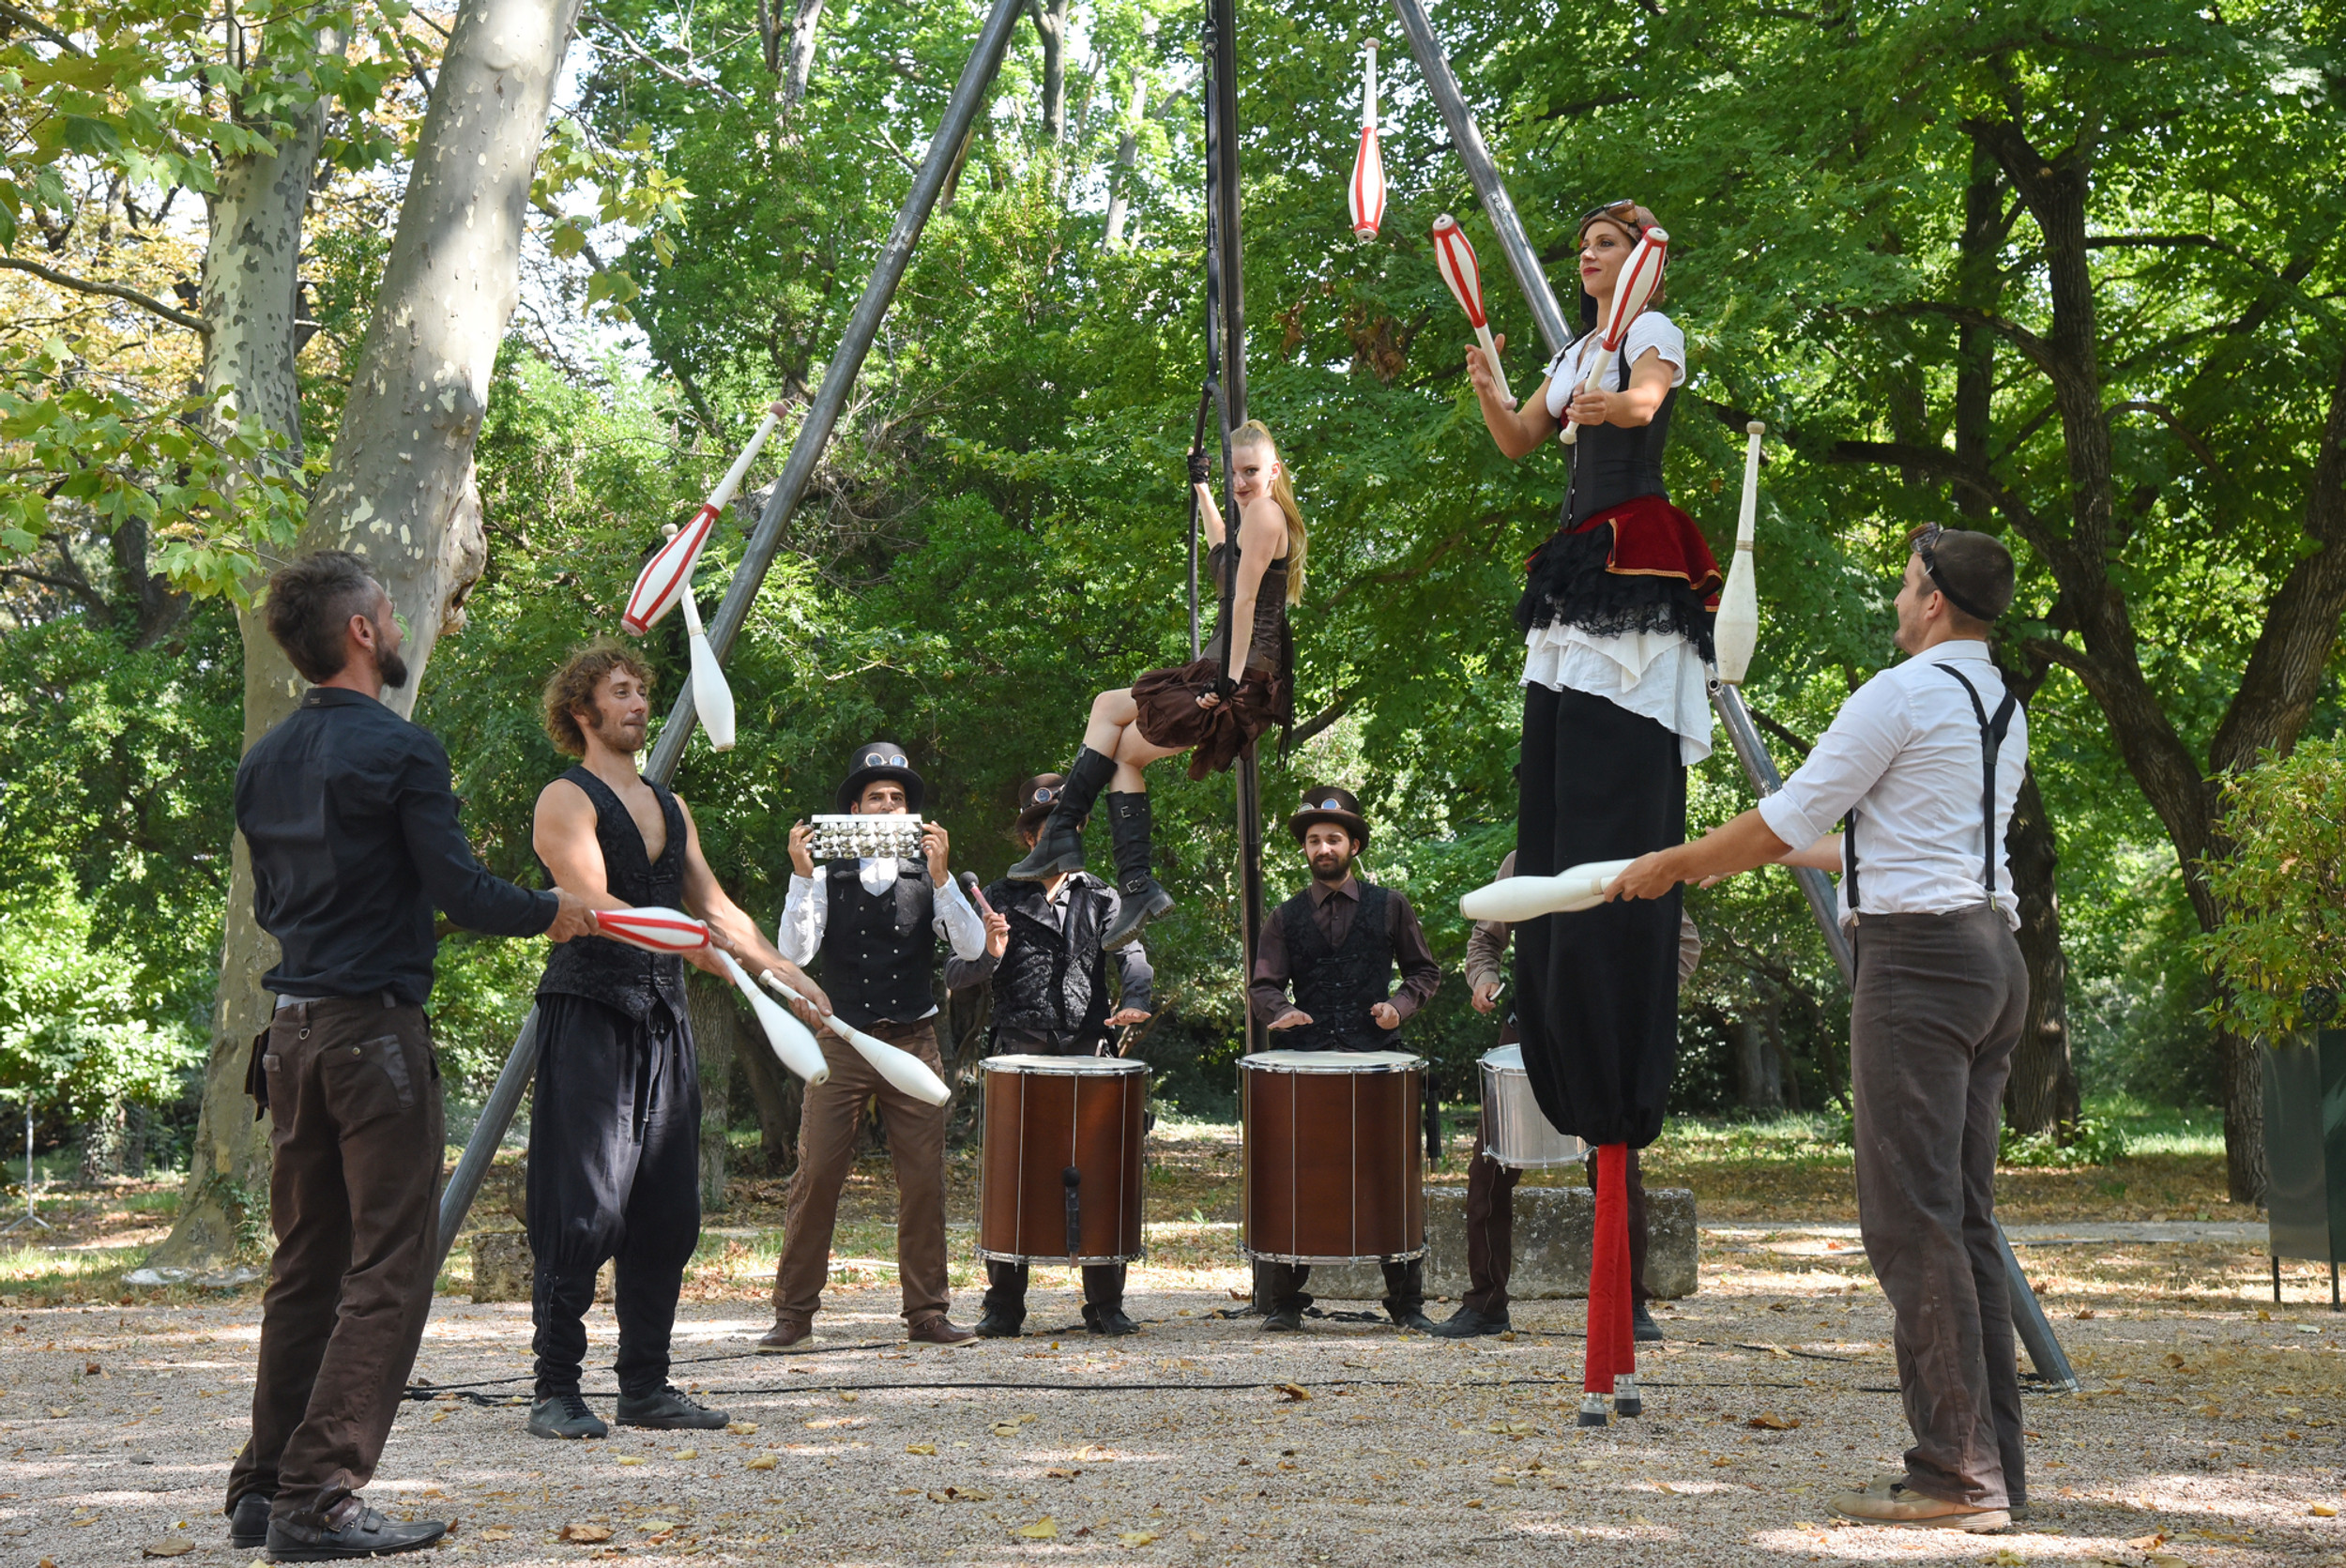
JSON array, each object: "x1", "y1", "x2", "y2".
[
  {"x1": 1100, "y1": 791, "x2": 1174, "y2": 948},
  {"x1": 1008, "y1": 747, "x2": 1114, "y2": 880}
]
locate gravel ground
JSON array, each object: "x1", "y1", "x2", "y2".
[{"x1": 6, "y1": 1262, "x2": 2346, "y2": 1568}]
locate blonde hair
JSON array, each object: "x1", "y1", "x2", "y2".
[{"x1": 1230, "y1": 419, "x2": 1307, "y2": 603}]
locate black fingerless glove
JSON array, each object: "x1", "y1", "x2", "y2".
[
  {"x1": 1187, "y1": 449, "x2": 1212, "y2": 486},
  {"x1": 1207, "y1": 675, "x2": 1239, "y2": 700}
]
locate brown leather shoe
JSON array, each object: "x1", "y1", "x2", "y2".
[
  {"x1": 755, "y1": 1315, "x2": 813, "y2": 1352},
  {"x1": 906, "y1": 1315, "x2": 976, "y2": 1346},
  {"x1": 1828, "y1": 1480, "x2": 2008, "y2": 1531}
]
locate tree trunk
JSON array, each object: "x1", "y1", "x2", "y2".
[
  {"x1": 150, "y1": 0, "x2": 585, "y2": 1271},
  {"x1": 1102, "y1": 57, "x2": 1147, "y2": 246},
  {"x1": 735, "y1": 1010, "x2": 803, "y2": 1175},
  {"x1": 685, "y1": 973, "x2": 737, "y2": 1211},
  {"x1": 782, "y1": 0, "x2": 824, "y2": 114},
  {"x1": 1734, "y1": 1009, "x2": 1783, "y2": 1114},
  {"x1": 1029, "y1": 0, "x2": 1067, "y2": 145},
  {"x1": 2003, "y1": 764, "x2": 2078, "y2": 1134}
]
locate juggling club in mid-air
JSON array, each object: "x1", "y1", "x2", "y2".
[
  {"x1": 1714, "y1": 421, "x2": 1765, "y2": 684},
  {"x1": 620, "y1": 401, "x2": 787, "y2": 635},
  {"x1": 1348, "y1": 39, "x2": 1386, "y2": 239},
  {"x1": 668, "y1": 523, "x2": 739, "y2": 753},
  {"x1": 1560, "y1": 226, "x2": 1668, "y2": 447},
  {"x1": 1430, "y1": 214, "x2": 1511, "y2": 406}
]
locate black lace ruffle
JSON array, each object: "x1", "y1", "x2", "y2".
[{"x1": 1515, "y1": 521, "x2": 1717, "y2": 664}]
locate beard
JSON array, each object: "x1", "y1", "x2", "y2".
[
  {"x1": 377, "y1": 647, "x2": 409, "y2": 690},
  {"x1": 589, "y1": 709, "x2": 647, "y2": 754},
  {"x1": 1309, "y1": 851, "x2": 1352, "y2": 883}
]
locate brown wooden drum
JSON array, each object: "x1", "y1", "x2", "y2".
[
  {"x1": 978, "y1": 1055, "x2": 1148, "y2": 1265},
  {"x1": 1241, "y1": 1049, "x2": 1424, "y2": 1264}
]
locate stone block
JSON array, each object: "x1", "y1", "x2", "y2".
[
  {"x1": 468, "y1": 1230, "x2": 613, "y2": 1305},
  {"x1": 1295, "y1": 1184, "x2": 1697, "y2": 1302}
]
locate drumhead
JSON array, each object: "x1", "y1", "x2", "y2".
[
  {"x1": 1242, "y1": 1048, "x2": 1423, "y2": 1073},
  {"x1": 983, "y1": 1054, "x2": 1144, "y2": 1074},
  {"x1": 1481, "y1": 1043, "x2": 1524, "y2": 1073}
]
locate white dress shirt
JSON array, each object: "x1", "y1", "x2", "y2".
[
  {"x1": 776, "y1": 859, "x2": 987, "y2": 1019},
  {"x1": 1521, "y1": 312, "x2": 1712, "y2": 764},
  {"x1": 1755, "y1": 639, "x2": 2027, "y2": 930}
]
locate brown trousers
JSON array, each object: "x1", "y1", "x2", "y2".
[
  {"x1": 1851, "y1": 904, "x2": 2030, "y2": 1511},
  {"x1": 229, "y1": 997, "x2": 442, "y2": 1528},
  {"x1": 772, "y1": 1019, "x2": 952, "y2": 1326},
  {"x1": 1462, "y1": 1121, "x2": 1648, "y2": 1314}
]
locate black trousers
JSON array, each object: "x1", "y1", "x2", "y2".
[
  {"x1": 983, "y1": 1260, "x2": 1127, "y2": 1325},
  {"x1": 1259, "y1": 1257, "x2": 1424, "y2": 1318},
  {"x1": 526, "y1": 993, "x2": 701, "y2": 1398}
]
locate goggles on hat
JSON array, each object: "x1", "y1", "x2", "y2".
[
  {"x1": 1910, "y1": 524, "x2": 1997, "y2": 622},
  {"x1": 861, "y1": 749, "x2": 908, "y2": 769},
  {"x1": 1029, "y1": 785, "x2": 1057, "y2": 806},
  {"x1": 1578, "y1": 198, "x2": 1647, "y2": 238}
]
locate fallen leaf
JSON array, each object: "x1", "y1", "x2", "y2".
[
  {"x1": 2318, "y1": 1504, "x2": 2340, "y2": 1517},
  {"x1": 1986, "y1": 1549, "x2": 2025, "y2": 1565},
  {"x1": 672, "y1": 1448, "x2": 697, "y2": 1460},
  {"x1": 991, "y1": 1423, "x2": 1020, "y2": 1437},
  {"x1": 558, "y1": 1523, "x2": 613, "y2": 1543},
  {"x1": 906, "y1": 1442, "x2": 937, "y2": 1455},
  {"x1": 744, "y1": 1454, "x2": 777, "y2": 1470},
  {"x1": 641, "y1": 1520, "x2": 676, "y2": 1532},
  {"x1": 1747, "y1": 1413, "x2": 1798, "y2": 1430},
  {"x1": 1120, "y1": 1530, "x2": 1160, "y2": 1545},
  {"x1": 1016, "y1": 1516, "x2": 1059, "y2": 1539},
  {"x1": 139, "y1": 1540, "x2": 193, "y2": 1559},
  {"x1": 1275, "y1": 1383, "x2": 1311, "y2": 1402},
  {"x1": 725, "y1": 1421, "x2": 758, "y2": 1436},
  {"x1": 838, "y1": 1392, "x2": 859, "y2": 1404},
  {"x1": 428, "y1": 1409, "x2": 449, "y2": 1423},
  {"x1": 1045, "y1": 1467, "x2": 1079, "y2": 1479},
  {"x1": 1187, "y1": 1530, "x2": 1211, "y2": 1543},
  {"x1": 480, "y1": 1529, "x2": 513, "y2": 1542},
  {"x1": 1466, "y1": 1498, "x2": 1485, "y2": 1509},
  {"x1": 2127, "y1": 1534, "x2": 2169, "y2": 1551},
  {"x1": 614, "y1": 1455, "x2": 644, "y2": 1466}
]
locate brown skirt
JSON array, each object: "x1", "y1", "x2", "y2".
[{"x1": 1130, "y1": 659, "x2": 1287, "y2": 779}]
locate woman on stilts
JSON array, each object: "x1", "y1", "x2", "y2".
[
  {"x1": 1010, "y1": 419, "x2": 1306, "y2": 947},
  {"x1": 1464, "y1": 199, "x2": 1721, "y2": 1424}
]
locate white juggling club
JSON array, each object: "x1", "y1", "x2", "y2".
[
  {"x1": 1714, "y1": 420, "x2": 1765, "y2": 684},
  {"x1": 620, "y1": 403, "x2": 785, "y2": 634},
  {"x1": 590, "y1": 906, "x2": 712, "y2": 952},
  {"x1": 1460, "y1": 859, "x2": 1637, "y2": 921},
  {"x1": 760, "y1": 970, "x2": 951, "y2": 1107},
  {"x1": 716, "y1": 951, "x2": 830, "y2": 1087},
  {"x1": 670, "y1": 525, "x2": 738, "y2": 753},
  {"x1": 1348, "y1": 40, "x2": 1386, "y2": 238},
  {"x1": 1430, "y1": 214, "x2": 1512, "y2": 405},
  {"x1": 1560, "y1": 226, "x2": 1668, "y2": 447}
]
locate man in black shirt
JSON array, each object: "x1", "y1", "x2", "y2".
[{"x1": 228, "y1": 552, "x2": 594, "y2": 1561}]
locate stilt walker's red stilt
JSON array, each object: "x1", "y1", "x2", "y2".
[{"x1": 1579, "y1": 1143, "x2": 1638, "y2": 1425}]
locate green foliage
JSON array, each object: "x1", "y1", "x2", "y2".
[
  {"x1": 2195, "y1": 738, "x2": 2346, "y2": 1039},
  {"x1": 1999, "y1": 1115, "x2": 2131, "y2": 1169},
  {"x1": 0, "y1": 881, "x2": 203, "y2": 1119}
]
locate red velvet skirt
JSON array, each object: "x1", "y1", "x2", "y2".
[{"x1": 1130, "y1": 659, "x2": 1286, "y2": 779}]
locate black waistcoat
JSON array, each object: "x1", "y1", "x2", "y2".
[
  {"x1": 1563, "y1": 343, "x2": 1677, "y2": 527},
  {"x1": 1279, "y1": 882, "x2": 1396, "y2": 1053},
  {"x1": 819, "y1": 859, "x2": 937, "y2": 1028},
  {"x1": 985, "y1": 875, "x2": 1111, "y2": 1051},
  {"x1": 536, "y1": 766, "x2": 687, "y2": 1023}
]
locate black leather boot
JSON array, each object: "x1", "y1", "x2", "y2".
[
  {"x1": 1100, "y1": 791, "x2": 1174, "y2": 948},
  {"x1": 1007, "y1": 747, "x2": 1114, "y2": 879}
]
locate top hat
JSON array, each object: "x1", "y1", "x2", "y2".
[
  {"x1": 1012, "y1": 773, "x2": 1066, "y2": 835},
  {"x1": 836, "y1": 739, "x2": 924, "y2": 814},
  {"x1": 1287, "y1": 785, "x2": 1371, "y2": 846}
]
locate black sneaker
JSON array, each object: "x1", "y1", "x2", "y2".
[
  {"x1": 1260, "y1": 1306, "x2": 1304, "y2": 1332},
  {"x1": 526, "y1": 1390, "x2": 609, "y2": 1440},
  {"x1": 615, "y1": 1385, "x2": 729, "y2": 1430},
  {"x1": 1085, "y1": 1306, "x2": 1139, "y2": 1336},
  {"x1": 1633, "y1": 1302, "x2": 1664, "y2": 1342},
  {"x1": 974, "y1": 1309, "x2": 1024, "y2": 1339},
  {"x1": 265, "y1": 1500, "x2": 446, "y2": 1561},
  {"x1": 1428, "y1": 1304, "x2": 1511, "y2": 1339},
  {"x1": 1388, "y1": 1308, "x2": 1439, "y2": 1333},
  {"x1": 228, "y1": 1491, "x2": 273, "y2": 1549}
]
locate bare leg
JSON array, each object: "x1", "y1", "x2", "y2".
[{"x1": 1085, "y1": 689, "x2": 1186, "y2": 792}]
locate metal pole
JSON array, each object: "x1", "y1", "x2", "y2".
[
  {"x1": 434, "y1": 0, "x2": 1031, "y2": 1276},
  {"x1": 1390, "y1": 0, "x2": 2070, "y2": 1379},
  {"x1": 1, "y1": 1101, "x2": 52, "y2": 1234}
]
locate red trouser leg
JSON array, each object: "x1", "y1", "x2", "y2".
[{"x1": 1585, "y1": 1143, "x2": 1634, "y2": 1393}]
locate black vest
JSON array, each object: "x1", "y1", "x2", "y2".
[
  {"x1": 818, "y1": 859, "x2": 937, "y2": 1028},
  {"x1": 1562, "y1": 338, "x2": 1677, "y2": 527},
  {"x1": 1279, "y1": 881, "x2": 1396, "y2": 1053},
  {"x1": 984, "y1": 875, "x2": 1112, "y2": 1051},
  {"x1": 536, "y1": 766, "x2": 687, "y2": 1023}
]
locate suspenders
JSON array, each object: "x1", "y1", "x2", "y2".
[{"x1": 1841, "y1": 663, "x2": 2018, "y2": 914}]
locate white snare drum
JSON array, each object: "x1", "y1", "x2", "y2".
[{"x1": 1479, "y1": 1044, "x2": 1586, "y2": 1168}]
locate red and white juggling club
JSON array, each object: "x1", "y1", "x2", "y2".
[
  {"x1": 715, "y1": 951, "x2": 830, "y2": 1088},
  {"x1": 620, "y1": 402, "x2": 785, "y2": 635},
  {"x1": 1430, "y1": 214, "x2": 1512, "y2": 405},
  {"x1": 590, "y1": 905, "x2": 712, "y2": 953},
  {"x1": 1560, "y1": 226, "x2": 1668, "y2": 447},
  {"x1": 1347, "y1": 40, "x2": 1386, "y2": 239}
]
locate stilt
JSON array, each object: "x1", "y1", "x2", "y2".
[
  {"x1": 2272, "y1": 1254, "x2": 2281, "y2": 1304},
  {"x1": 1613, "y1": 1372, "x2": 1642, "y2": 1419}
]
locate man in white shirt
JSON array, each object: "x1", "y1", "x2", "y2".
[
  {"x1": 758, "y1": 740, "x2": 989, "y2": 1349},
  {"x1": 1609, "y1": 527, "x2": 2028, "y2": 1532}
]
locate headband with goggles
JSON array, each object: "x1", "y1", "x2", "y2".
[{"x1": 1911, "y1": 525, "x2": 1998, "y2": 622}]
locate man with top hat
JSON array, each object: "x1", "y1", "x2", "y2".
[
  {"x1": 1608, "y1": 526, "x2": 2029, "y2": 1530},
  {"x1": 1246, "y1": 786, "x2": 1442, "y2": 1332},
  {"x1": 1436, "y1": 848, "x2": 1702, "y2": 1341},
  {"x1": 758, "y1": 740, "x2": 990, "y2": 1348},
  {"x1": 945, "y1": 773, "x2": 1157, "y2": 1337}
]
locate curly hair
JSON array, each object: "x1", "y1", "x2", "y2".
[
  {"x1": 263, "y1": 550, "x2": 381, "y2": 683},
  {"x1": 542, "y1": 638, "x2": 655, "y2": 757}
]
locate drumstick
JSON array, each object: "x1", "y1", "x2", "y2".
[
  {"x1": 714, "y1": 950, "x2": 830, "y2": 1087},
  {"x1": 1713, "y1": 420, "x2": 1765, "y2": 684},
  {"x1": 1458, "y1": 859, "x2": 1638, "y2": 922},
  {"x1": 621, "y1": 402, "x2": 785, "y2": 634},
  {"x1": 760, "y1": 968, "x2": 952, "y2": 1106},
  {"x1": 668, "y1": 524, "x2": 739, "y2": 753},
  {"x1": 1429, "y1": 214, "x2": 1512, "y2": 406},
  {"x1": 1559, "y1": 225, "x2": 1668, "y2": 448}
]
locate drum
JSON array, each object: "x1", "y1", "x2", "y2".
[
  {"x1": 1479, "y1": 1043, "x2": 1587, "y2": 1168},
  {"x1": 1241, "y1": 1049, "x2": 1424, "y2": 1264},
  {"x1": 977, "y1": 1055, "x2": 1147, "y2": 1265}
]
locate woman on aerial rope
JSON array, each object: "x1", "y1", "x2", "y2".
[{"x1": 1009, "y1": 418, "x2": 1307, "y2": 949}]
